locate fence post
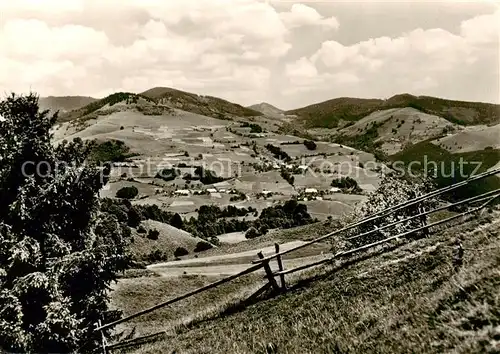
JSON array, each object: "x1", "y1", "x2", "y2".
[
  {"x1": 98, "y1": 320, "x2": 107, "y2": 354},
  {"x1": 274, "y1": 243, "x2": 286, "y2": 291},
  {"x1": 418, "y1": 205, "x2": 430, "y2": 237},
  {"x1": 257, "y1": 251, "x2": 280, "y2": 292}
]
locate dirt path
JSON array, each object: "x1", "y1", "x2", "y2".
[{"x1": 147, "y1": 241, "x2": 329, "y2": 277}]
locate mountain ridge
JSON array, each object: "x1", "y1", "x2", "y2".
[{"x1": 288, "y1": 93, "x2": 500, "y2": 128}]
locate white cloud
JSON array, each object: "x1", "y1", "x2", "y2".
[
  {"x1": 284, "y1": 8, "x2": 498, "y2": 103},
  {"x1": 460, "y1": 9, "x2": 500, "y2": 44},
  {"x1": 0, "y1": 1, "x2": 497, "y2": 107},
  {"x1": 0, "y1": 0, "x2": 84, "y2": 16},
  {"x1": 1, "y1": 19, "x2": 109, "y2": 61},
  {"x1": 312, "y1": 40, "x2": 359, "y2": 67},
  {"x1": 285, "y1": 57, "x2": 318, "y2": 82},
  {"x1": 280, "y1": 4, "x2": 339, "y2": 30}
]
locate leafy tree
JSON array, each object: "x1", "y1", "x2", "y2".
[
  {"x1": 303, "y1": 140, "x2": 317, "y2": 150},
  {"x1": 0, "y1": 93, "x2": 128, "y2": 352},
  {"x1": 147, "y1": 229, "x2": 160, "y2": 240},
  {"x1": 194, "y1": 241, "x2": 213, "y2": 252},
  {"x1": 331, "y1": 176, "x2": 362, "y2": 193},
  {"x1": 245, "y1": 227, "x2": 261, "y2": 239},
  {"x1": 345, "y1": 176, "x2": 437, "y2": 247},
  {"x1": 265, "y1": 144, "x2": 291, "y2": 162},
  {"x1": 116, "y1": 186, "x2": 138, "y2": 199},
  {"x1": 155, "y1": 168, "x2": 180, "y2": 182},
  {"x1": 194, "y1": 166, "x2": 224, "y2": 184},
  {"x1": 88, "y1": 140, "x2": 133, "y2": 163},
  {"x1": 171, "y1": 213, "x2": 184, "y2": 229}
]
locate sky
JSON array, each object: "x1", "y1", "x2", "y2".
[{"x1": 0, "y1": 0, "x2": 498, "y2": 110}]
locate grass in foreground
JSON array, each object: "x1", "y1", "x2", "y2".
[{"x1": 125, "y1": 210, "x2": 500, "y2": 354}]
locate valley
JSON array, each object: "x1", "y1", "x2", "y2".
[{"x1": 42, "y1": 88, "x2": 500, "y2": 352}]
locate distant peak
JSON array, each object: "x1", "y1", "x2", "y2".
[{"x1": 248, "y1": 102, "x2": 284, "y2": 115}]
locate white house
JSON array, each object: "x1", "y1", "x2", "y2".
[
  {"x1": 298, "y1": 165, "x2": 309, "y2": 171},
  {"x1": 262, "y1": 190, "x2": 273, "y2": 196},
  {"x1": 174, "y1": 189, "x2": 190, "y2": 196},
  {"x1": 330, "y1": 187, "x2": 341, "y2": 193},
  {"x1": 305, "y1": 188, "x2": 318, "y2": 194},
  {"x1": 206, "y1": 188, "x2": 218, "y2": 193}
]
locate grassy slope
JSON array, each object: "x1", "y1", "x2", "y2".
[
  {"x1": 140, "y1": 87, "x2": 262, "y2": 119},
  {"x1": 289, "y1": 93, "x2": 500, "y2": 128},
  {"x1": 133, "y1": 211, "x2": 500, "y2": 354},
  {"x1": 110, "y1": 272, "x2": 264, "y2": 336},
  {"x1": 129, "y1": 220, "x2": 207, "y2": 262},
  {"x1": 58, "y1": 92, "x2": 154, "y2": 122},
  {"x1": 390, "y1": 141, "x2": 500, "y2": 200},
  {"x1": 109, "y1": 222, "x2": 335, "y2": 337}
]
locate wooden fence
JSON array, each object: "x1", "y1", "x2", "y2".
[{"x1": 96, "y1": 167, "x2": 500, "y2": 352}]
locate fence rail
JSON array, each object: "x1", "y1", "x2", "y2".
[{"x1": 98, "y1": 167, "x2": 500, "y2": 352}]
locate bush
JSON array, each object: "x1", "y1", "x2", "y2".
[
  {"x1": 116, "y1": 186, "x2": 139, "y2": 199},
  {"x1": 147, "y1": 229, "x2": 160, "y2": 240},
  {"x1": 265, "y1": 144, "x2": 291, "y2": 162},
  {"x1": 155, "y1": 168, "x2": 180, "y2": 182},
  {"x1": 258, "y1": 225, "x2": 269, "y2": 235},
  {"x1": 171, "y1": 213, "x2": 184, "y2": 229},
  {"x1": 174, "y1": 247, "x2": 189, "y2": 257},
  {"x1": 241, "y1": 122, "x2": 264, "y2": 133},
  {"x1": 194, "y1": 241, "x2": 213, "y2": 252},
  {"x1": 194, "y1": 166, "x2": 225, "y2": 184},
  {"x1": 245, "y1": 227, "x2": 261, "y2": 239},
  {"x1": 331, "y1": 177, "x2": 362, "y2": 193},
  {"x1": 89, "y1": 139, "x2": 133, "y2": 163},
  {"x1": 303, "y1": 140, "x2": 317, "y2": 150},
  {"x1": 144, "y1": 249, "x2": 168, "y2": 263},
  {"x1": 137, "y1": 225, "x2": 147, "y2": 234}
]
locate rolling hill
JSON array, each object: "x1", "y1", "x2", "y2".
[
  {"x1": 56, "y1": 88, "x2": 262, "y2": 123},
  {"x1": 248, "y1": 102, "x2": 284, "y2": 117},
  {"x1": 289, "y1": 93, "x2": 500, "y2": 128},
  {"x1": 336, "y1": 107, "x2": 458, "y2": 155},
  {"x1": 57, "y1": 92, "x2": 164, "y2": 122},
  {"x1": 140, "y1": 87, "x2": 262, "y2": 119},
  {"x1": 131, "y1": 220, "x2": 212, "y2": 262}
]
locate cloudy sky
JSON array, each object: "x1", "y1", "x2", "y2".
[{"x1": 0, "y1": 0, "x2": 498, "y2": 110}]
